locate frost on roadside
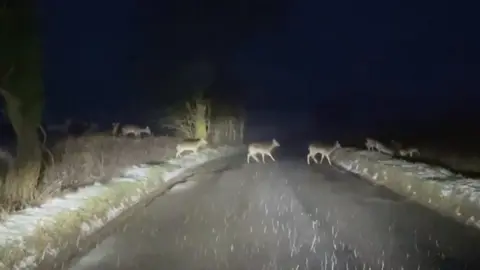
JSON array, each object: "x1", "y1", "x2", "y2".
[
  {"x1": 333, "y1": 149, "x2": 480, "y2": 230},
  {"x1": 0, "y1": 146, "x2": 241, "y2": 270}
]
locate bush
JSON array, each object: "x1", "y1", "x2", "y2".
[{"x1": 163, "y1": 95, "x2": 245, "y2": 146}]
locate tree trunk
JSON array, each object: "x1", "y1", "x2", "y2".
[
  {"x1": 2, "y1": 126, "x2": 42, "y2": 208},
  {"x1": 194, "y1": 101, "x2": 209, "y2": 140},
  {"x1": 0, "y1": 88, "x2": 42, "y2": 208},
  {"x1": 0, "y1": 0, "x2": 44, "y2": 208}
]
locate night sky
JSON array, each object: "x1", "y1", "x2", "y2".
[{"x1": 38, "y1": 0, "x2": 479, "y2": 145}]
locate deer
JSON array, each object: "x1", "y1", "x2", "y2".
[
  {"x1": 175, "y1": 138, "x2": 208, "y2": 158},
  {"x1": 307, "y1": 141, "x2": 342, "y2": 166},
  {"x1": 247, "y1": 138, "x2": 280, "y2": 164},
  {"x1": 120, "y1": 125, "x2": 152, "y2": 138},
  {"x1": 398, "y1": 148, "x2": 420, "y2": 157},
  {"x1": 365, "y1": 138, "x2": 393, "y2": 155}
]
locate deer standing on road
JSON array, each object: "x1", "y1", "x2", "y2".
[
  {"x1": 247, "y1": 138, "x2": 280, "y2": 164},
  {"x1": 307, "y1": 141, "x2": 341, "y2": 166}
]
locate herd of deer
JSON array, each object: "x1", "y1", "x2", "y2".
[
  {"x1": 243, "y1": 137, "x2": 420, "y2": 165},
  {"x1": 244, "y1": 138, "x2": 341, "y2": 165},
  {"x1": 44, "y1": 119, "x2": 420, "y2": 165}
]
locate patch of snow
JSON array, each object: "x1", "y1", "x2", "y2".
[
  {"x1": 440, "y1": 179, "x2": 480, "y2": 208},
  {"x1": 0, "y1": 146, "x2": 241, "y2": 269},
  {"x1": 335, "y1": 150, "x2": 480, "y2": 230},
  {"x1": 337, "y1": 161, "x2": 352, "y2": 171},
  {"x1": 110, "y1": 177, "x2": 139, "y2": 183},
  {"x1": 358, "y1": 153, "x2": 458, "y2": 181},
  {"x1": 121, "y1": 166, "x2": 151, "y2": 180},
  {"x1": 412, "y1": 166, "x2": 455, "y2": 180},
  {"x1": 378, "y1": 159, "x2": 412, "y2": 167},
  {"x1": 342, "y1": 150, "x2": 460, "y2": 181},
  {"x1": 167, "y1": 159, "x2": 184, "y2": 166},
  {"x1": 440, "y1": 186, "x2": 453, "y2": 198},
  {"x1": 336, "y1": 160, "x2": 359, "y2": 174},
  {"x1": 163, "y1": 169, "x2": 184, "y2": 181},
  {"x1": 357, "y1": 150, "x2": 393, "y2": 161},
  {"x1": 13, "y1": 255, "x2": 36, "y2": 270},
  {"x1": 0, "y1": 186, "x2": 108, "y2": 245}
]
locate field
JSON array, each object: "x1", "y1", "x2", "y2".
[
  {"x1": 412, "y1": 147, "x2": 480, "y2": 176},
  {"x1": 393, "y1": 137, "x2": 480, "y2": 177},
  {"x1": 2, "y1": 127, "x2": 479, "y2": 217},
  {"x1": 343, "y1": 136, "x2": 480, "y2": 177}
]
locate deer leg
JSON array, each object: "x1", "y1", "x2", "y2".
[
  {"x1": 310, "y1": 153, "x2": 319, "y2": 164},
  {"x1": 248, "y1": 153, "x2": 260, "y2": 163},
  {"x1": 320, "y1": 155, "x2": 325, "y2": 164},
  {"x1": 307, "y1": 154, "x2": 311, "y2": 164},
  {"x1": 326, "y1": 155, "x2": 332, "y2": 166},
  {"x1": 268, "y1": 153, "x2": 276, "y2": 162},
  {"x1": 261, "y1": 154, "x2": 266, "y2": 163}
]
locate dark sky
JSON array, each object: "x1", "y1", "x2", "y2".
[{"x1": 39, "y1": 0, "x2": 480, "y2": 141}]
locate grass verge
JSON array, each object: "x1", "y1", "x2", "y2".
[
  {"x1": 0, "y1": 146, "x2": 242, "y2": 270},
  {"x1": 1, "y1": 134, "x2": 179, "y2": 215}
]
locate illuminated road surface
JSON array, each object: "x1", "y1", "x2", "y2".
[{"x1": 67, "y1": 155, "x2": 480, "y2": 270}]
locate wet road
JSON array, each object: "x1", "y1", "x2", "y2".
[{"x1": 67, "y1": 155, "x2": 480, "y2": 270}]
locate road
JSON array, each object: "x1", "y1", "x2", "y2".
[{"x1": 66, "y1": 154, "x2": 480, "y2": 270}]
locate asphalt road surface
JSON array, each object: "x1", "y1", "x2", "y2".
[{"x1": 66, "y1": 154, "x2": 480, "y2": 270}]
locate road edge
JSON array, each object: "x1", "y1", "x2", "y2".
[
  {"x1": 0, "y1": 146, "x2": 244, "y2": 270},
  {"x1": 332, "y1": 148, "x2": 480, "y2": 231}
]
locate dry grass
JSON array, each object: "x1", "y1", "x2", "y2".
[
  {"x1": 1, "y1": 134, "x2": 179, "y2": 213},
  {"x1": 163, "y1": 97, "x2": 211, "y2": 139}
]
